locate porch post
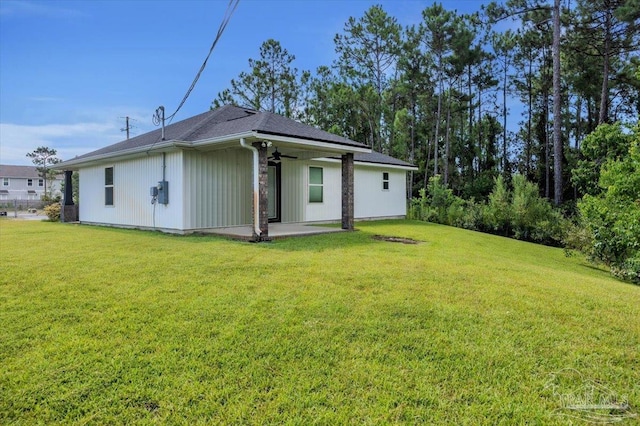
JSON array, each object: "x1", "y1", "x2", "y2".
[
  {"x1": 253, "y1": 142, "x2": 270, "y2": 240},
  {"x1": 61, "y1": 170, "x2": 78, "y2": 222},
  {"x1": 341, "y1": 153, "x2": 354, "y2": 230},
  {"x1": 64, "y1": 170, "x2": 74, "y2": 206}
]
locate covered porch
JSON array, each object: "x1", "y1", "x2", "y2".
[{"x1": 200, "y1": 222, "x2": 346, "y2": 241}]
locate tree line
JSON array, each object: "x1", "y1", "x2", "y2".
[
  {"x1": 213, "y1": 0, "x2": 639, "y2": 206},
  {"x1": 212, "y1": 0, "x2": 639, "y2": 282}
]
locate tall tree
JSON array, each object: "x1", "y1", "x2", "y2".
[
  {"x1": 552, "y1": 0, "x2": 563, "y2": 205},
  {"x1": 572, "y1": 0, "x2": 640, "y2": 124},
  {"x1": 26, "y1": 146, "x2": 61, "y2": 199},
  {"x1": 395, "y1": 25, "x2": 434, "y2": 196},
  {"x1": 492, "y1": 30, "x2": 517, "y2": 180},
  {"x1": 333, "y1": 4, "x2": 402, "y2": 152},
  {"x1": 212, "y1": 39, "x2": 305, "y2": 118},
  {"x1": 420, "y1": 4, "x2": 455, "y2": 177}
]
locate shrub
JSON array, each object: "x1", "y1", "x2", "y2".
[
  {"x1": 611, "y1": 255, "x2": 640, "y2": 284},
  {"x1": 453, "y1": 199, "x2": 484, "y2": 230},
  {"x1": 408, "y1": 176, "x2": 467, "y2": 226},
  {"x1": 408, "y1": 188, "x2": 429, "y2": 221},
  {"x1": 577, "y1": 126, "x2": 640, "y2": 284},
  {"x1": 44, "y1": 203, "x2": 61, "y2": 222},
  {"x1": 485, "y1": 176, "x2": 512, "y2": 235},
  {"x1": 409, "y1": 174, "x2": 568, "y2": 247}
]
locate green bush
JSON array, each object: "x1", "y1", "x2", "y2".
[
  {"x1": 410, "y1": 173, "x2": 567, "y2": 247},
  {"x1": 577, "y1": 124, "x2": 640, "y2": 284},
  {"x1": 612, "y1": 255, "x2": 640, "y2": 283},
  {"x1": 485, "y1": 175, "x2": 512, "y2": 235},
  {"x1": 43, "y1": 203, "x2": 61, "y2": 222},
  {"x1": 408, "y1": 176, "x2": 466, "y2": 227}
]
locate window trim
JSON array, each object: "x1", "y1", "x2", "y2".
[
  {"x1": 38, "y1": 179, "x2": 44, "y2": 187},
  {"x1": 2, "y1": 178, "x2": 8, "y2": 187},
  {"x1": 27, "y1": 178, "x2": 33, "y2": 187},
  {"x1": 308, "y1": 166, "x2": 323, "y2": 203},
  {"x1": 105, "y1": 166, "x2": 114, "y2": 206},
  {"x1": 382, "y1": 172, "x2": 390, "y2": 191}
]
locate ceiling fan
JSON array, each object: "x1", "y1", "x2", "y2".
[{"x1": 269, "y1": 147, "x2": 297, "y2": 161}]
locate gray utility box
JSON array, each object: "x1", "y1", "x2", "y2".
[{"x1": 157, "y1": 181, "x2": 169, "y2": 204}]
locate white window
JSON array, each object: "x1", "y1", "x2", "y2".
[
  {"x1": 38, "y1": 179, "x2": 44, "y2": 187},
  {"x1": 2, "y1": 178, "x2": 8, "y2": 186},
  {"x1": 27, "y1": 179, "x2": 33, "y2": 186},
  {"x1": 105, "y1": 167, "x2": 114, "y2": 206},
  {"x1": 309, "y1": 167, "x2": 323, "y2": 203},
  {"x1": 382, "y1": 172, "x2": 389, "y2": 190}
]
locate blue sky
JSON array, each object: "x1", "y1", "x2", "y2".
[{"x1": 1, "y1": 0, "x2": 489, "y2": 165}]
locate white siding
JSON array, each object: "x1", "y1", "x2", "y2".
[
  {"x1": 304, "y1": 160, "x2": 342, "y2": 222},
  {"x1": 0, "y1": 177, "x2": 62, "y2": 200},
  {"x1": 354, "y1": 165, "x2": 407, "y2": 218},
  {"x1": 77, "y1": 150, "x2": 408, "y2": 231},
  {"x1": 78, "y1": 152, "x2": 184, "y2": 230},
  {"x1": 183, "y1": 149, "x2": 252, "y2": 229}
]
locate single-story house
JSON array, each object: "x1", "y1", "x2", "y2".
[
  {"x1": 56, "y1": 105, "x2": 416, "y2": 240},
  {"x1": 0, "y1": 164, "x2": 62, "y2": 201}
]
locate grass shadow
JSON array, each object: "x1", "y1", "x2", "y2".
[{"x1": 261, "y1": 228, "x2": 378, "y2": 252}]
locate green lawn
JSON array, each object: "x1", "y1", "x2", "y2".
[{"x1": 1, "y1": 219, "x2": 638, "y2": 424}]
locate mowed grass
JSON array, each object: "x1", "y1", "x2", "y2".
[{"x1": 1, "y1": 219, "x2": 638, "y2": 425}]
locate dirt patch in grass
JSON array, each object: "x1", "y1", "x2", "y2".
[{"x1": 372, "y1": 234, "x2": 422, "y2": 244}]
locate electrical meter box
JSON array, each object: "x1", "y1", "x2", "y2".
[{"x1": 157, "y1": 181, "x2": 168, "y2": 204}]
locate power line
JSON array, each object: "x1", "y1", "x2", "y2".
[{"x1": 165, "y1": 0, "x2": 240, "y2": 123}]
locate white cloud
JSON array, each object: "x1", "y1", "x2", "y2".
[
  {"x1": 0, "y1": 0, "x2": 86, "y2": 19},
  {"x1": 0, "y1": 121, "x2": 120, "y2": 165}
]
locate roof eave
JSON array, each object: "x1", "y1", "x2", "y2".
[
  {"x1": 316, "y1": 157, "x2": 418, "y2": 170},
  {"x1": 252, "y1": 132, "x2": 371, "y2": 154},
  {"x1": 55, "y1": 140, "x2": 193, "y2": 170},
  {"x1": 56, "y1": 130, "x2": 370, "y2": 170}
]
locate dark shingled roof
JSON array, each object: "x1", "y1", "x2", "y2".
[
  {"x1": 71, "y1": 105, "x2": 369, "y2": 161},
  {"x1": 353, "y1": 151, "x2": 415, "y2": 168}
]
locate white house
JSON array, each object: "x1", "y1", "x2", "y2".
[
  {"x1": 56, "y1": 105, "x2": 416, "y2": 240},
  {"x1": 0, "y1": 165, "x2": 62, "y2": 201}
]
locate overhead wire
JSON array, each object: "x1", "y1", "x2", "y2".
[{"x1": 165, "y1": 0, "x2": 240, "y2": 124}]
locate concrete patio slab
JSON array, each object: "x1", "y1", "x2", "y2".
[{"x1": 201, "y1": 222, "x2": 345, "y2": 241}]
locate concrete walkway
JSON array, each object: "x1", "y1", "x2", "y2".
[{"x1": 202, "y1": 222, "x2": 345, "y2": 240}]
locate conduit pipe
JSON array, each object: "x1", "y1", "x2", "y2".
[{"x1": 239, "y1": 138, "x2": 261, "y2": 238}]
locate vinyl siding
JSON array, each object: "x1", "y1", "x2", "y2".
[
  {"x1": 183, "y1": 148, "x2": 252, "y2": 229},
  {"x1": 280, "y1": 160, "x2": 304, "y2": 222},
  {"x1": 304, "y1": 160, "x2": 342, "y2": 222},
  {"x1": 78, "y1": 152, "x2": 184, "y2": 230},
  {"x1": 354, "y1": 165, "x2": 407, "y2": 218}
]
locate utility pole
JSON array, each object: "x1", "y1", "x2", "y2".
[{"x1": 120, "y1": 116, "x2": 134, "y2": 140}]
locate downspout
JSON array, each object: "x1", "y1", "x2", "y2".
[{"x1": 239, "y1": 138, "x2": 261, "y2": 238}]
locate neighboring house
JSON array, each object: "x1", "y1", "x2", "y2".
[
  {"x1": 0, "y1": 165, "x2": 62, "y2": 201},
  {"x1": 56, "y1": 105, "x2": 416, "y2": 239}
]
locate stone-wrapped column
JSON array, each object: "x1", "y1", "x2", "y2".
[
  {"x1": 253, "y1": 142, "x2": 270, "y2": 241},
  {"x1": 341, "y1": 153, "x2": 354, "y2": 230},
  {"x1": 61, "y1": 170, "x2": 78, "y2": 222},
  {"x1": 64, "y1": 170, "x2": 74, "y2": 206}
]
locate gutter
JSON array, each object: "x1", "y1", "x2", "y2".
[
  {"x1": 56, "y1": 130, "x2": 370, "y2": 170},
  {"x1": 239, "y1": 137, "x2": 261, "y2": 239},
  {"x1": 55, "y1": 141, "x2": 192, "y2": 170},
  {"x1": 315, "y1": 157, "x2": 419, "y2": 171}
]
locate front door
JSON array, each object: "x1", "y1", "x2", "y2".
[{"x1": 268, "y1": 162, "x2": 281, "y2": 222}]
